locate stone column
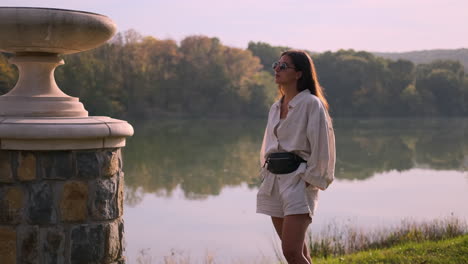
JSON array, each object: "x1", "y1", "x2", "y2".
[
  {"x1": 0, "y1": 148, "x2": 126, "y2": 264},
  {"x1": 0, "y1": 7, "x2": 133, "y2": 264}
]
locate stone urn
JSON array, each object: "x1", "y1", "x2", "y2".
[{"x1": 0, "y1": 7, "x2": 133, "y2": 264}]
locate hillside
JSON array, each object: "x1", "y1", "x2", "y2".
[{"x1": 373, "y1": 48, "x2": 468, "y2": 70}]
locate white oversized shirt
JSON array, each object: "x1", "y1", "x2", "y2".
[{"x1": 260, "y1": 89, "x2": 336, "y2": 190}]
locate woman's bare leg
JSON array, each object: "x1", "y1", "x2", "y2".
[
  {"x1": 272, "y1": 216, "x2": 312, "y2": 263},
  {"x1": 271, "y1": 216, "x2": 284, "y2": 238},
  {"x1": 303, "y1": 241, "x2": 311, "y2": 263}
]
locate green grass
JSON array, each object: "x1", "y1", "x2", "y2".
[
  {"x1": 307, "y1": 217, "x2": 468, "y2": 258},
  {"x1": 312, "y1": 234, "x2": 468, "y2": 264}
]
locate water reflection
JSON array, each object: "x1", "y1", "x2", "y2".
[
  {"x1": 124, "y1": 119, "x2": 264, "y2": 204},
  {"x1": 123, "y1": 118, "x2": 468, "y2": 203}
]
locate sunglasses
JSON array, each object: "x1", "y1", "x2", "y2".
[{"x1": 272, "y1": 61, "x2": 296, "y2": 71}]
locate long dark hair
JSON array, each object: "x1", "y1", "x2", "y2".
[{"x1": 280, "y1": 50, "x2": 330, "y2": 111}]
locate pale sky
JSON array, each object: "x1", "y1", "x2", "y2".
[{"x1": 2, "y1": 0, "x2": 467, "y2": 52}]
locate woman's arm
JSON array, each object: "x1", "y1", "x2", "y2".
[
  {"x1": 260, "y1": 126, "x2": 267, "y2": 167},
  {"x1": 302, "y1": 100, "x2": 336, "y2": 190}
]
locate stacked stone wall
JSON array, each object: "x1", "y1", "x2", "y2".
[{"x1": 0, "y1": 148, "x2": 125, "y2": 264}]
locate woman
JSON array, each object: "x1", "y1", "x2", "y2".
[{"x1": 256, "y1": 50, "x2": 335, "y2": 264}]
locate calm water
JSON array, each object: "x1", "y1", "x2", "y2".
[{"x1": 122, "y1": 118, "x2": 468, "y2": 263}]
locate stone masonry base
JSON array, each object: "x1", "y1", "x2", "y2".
[{"x1": 0, "y1": 148, "x2": 125, "y2": 264}]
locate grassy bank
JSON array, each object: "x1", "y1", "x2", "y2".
[
  {"x1": 313, "y1": 234, "x2": 468, "y2": 264},
  {"x1": 297, "y1": 217, "x2": 468, "y2": 264},
  {"x1": 307, "y1": 217, "x2": 467, "y2": 257}
]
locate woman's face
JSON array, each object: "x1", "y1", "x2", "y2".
[{"x1": 274, "y1": 55, "x2": 301, "y2": 85}]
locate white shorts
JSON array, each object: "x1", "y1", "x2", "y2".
[{"x1": 256, "y1": 163, "x2": 319, "y2": 218}]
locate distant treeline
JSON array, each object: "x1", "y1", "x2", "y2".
[
  {"x1": 0, "y1": 30, "x2": 467, "y2": 118},
  {"x1": 374, "y1": 49, "x2": 468, "y2": 72}
]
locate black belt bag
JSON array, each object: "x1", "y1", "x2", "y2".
[{"x1": 265, "y1": 152, "x2": 306, "y2": 174}]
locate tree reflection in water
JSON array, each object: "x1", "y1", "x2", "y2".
[{"x1": 123, "y1": 118, "x2": 468, "y2": 205}]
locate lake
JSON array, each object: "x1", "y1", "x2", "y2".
[{"x1": 122, "y1": 118, "x2": 468, "y2": 263}]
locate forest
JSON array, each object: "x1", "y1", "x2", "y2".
[{"x1": 0, "y1": 30, "x2": 466, "y2": 119}]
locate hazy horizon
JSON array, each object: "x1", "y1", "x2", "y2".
[{"x1": 2, "y1": 0, "x2": 467, "y2": 53}]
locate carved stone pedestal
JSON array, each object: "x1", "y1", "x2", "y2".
[{"x1": 0, "y1": 7, "x2": 133, "y2": 264}]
